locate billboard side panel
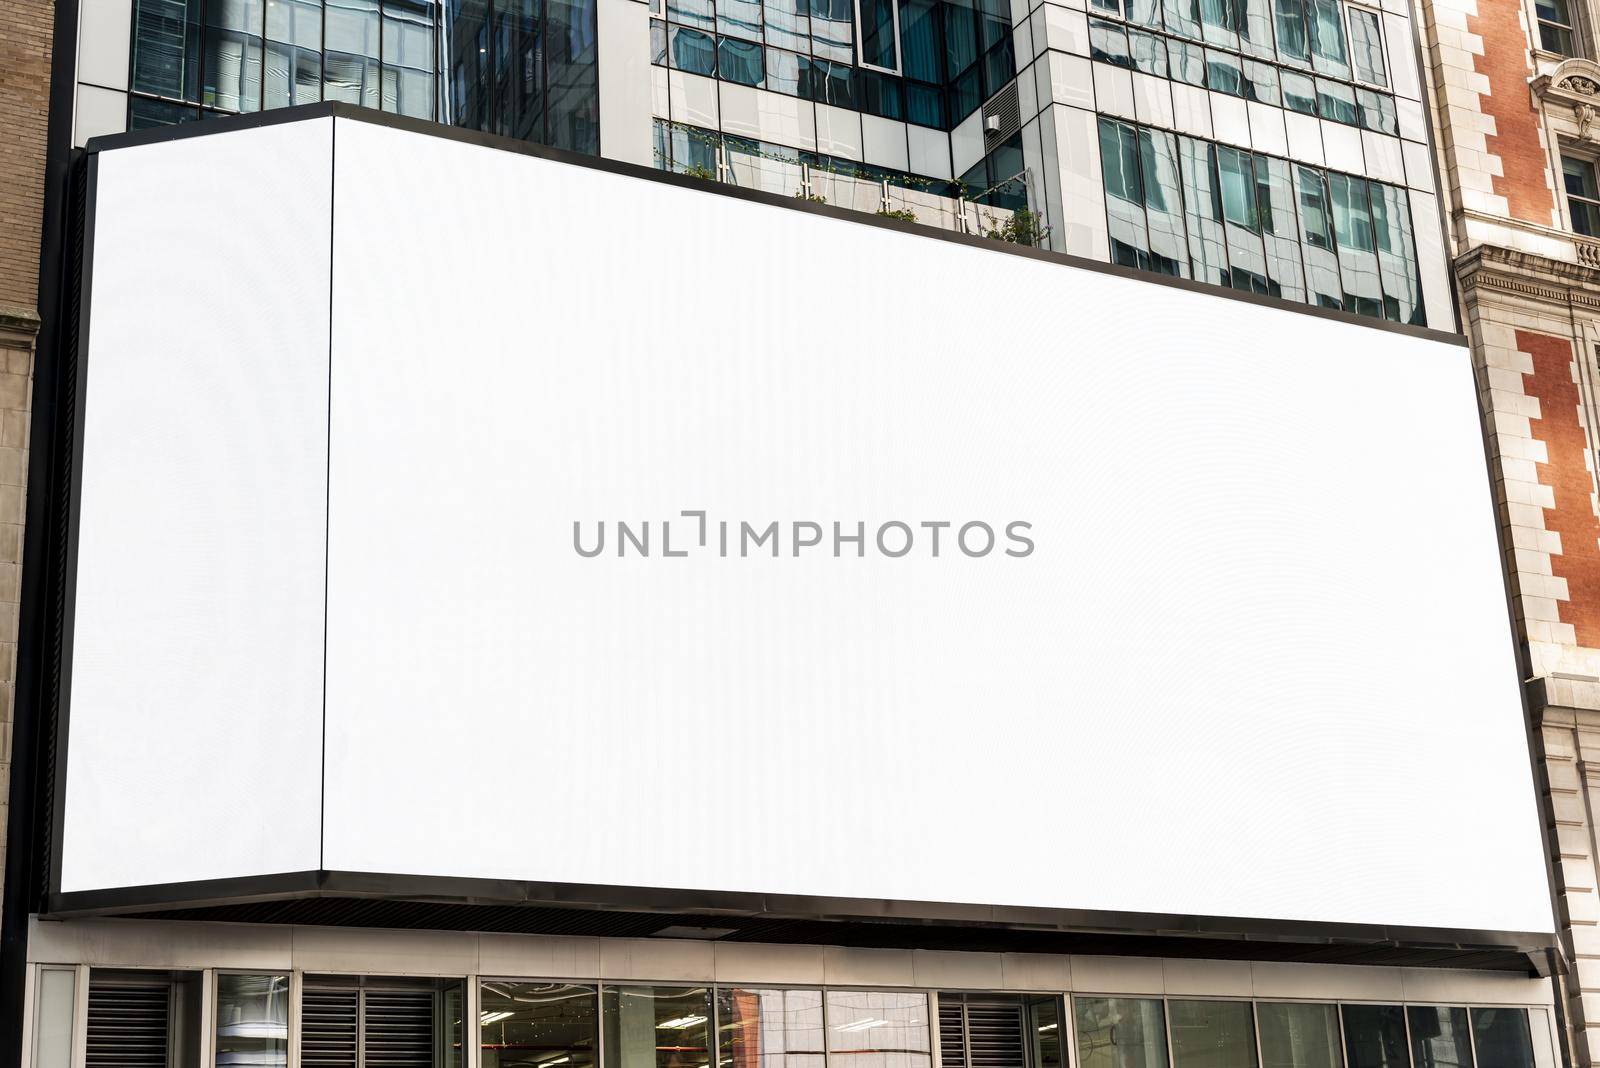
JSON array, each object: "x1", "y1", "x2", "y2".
[{"x1": 60, "y1": 118, "x2": 334, "y2": 893}]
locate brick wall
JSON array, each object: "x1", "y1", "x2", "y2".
[{"x1": 0, "y1": 0, "x2": 52, "y2": 903}]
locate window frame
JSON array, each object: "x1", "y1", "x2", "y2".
[
  {"x1": 1562, "y1": 149, "x2": 1600, "y2": 237},
  {"x1": 853, "y1": 0, "x2": 905, "y2": 75},
  {"x1": 1342, "y1": 2, "x2": 1386, "y2": 87}
]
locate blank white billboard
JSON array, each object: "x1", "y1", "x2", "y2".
[{"x1": 63, "y1": 113, "x2": 1553, "y2": 937}]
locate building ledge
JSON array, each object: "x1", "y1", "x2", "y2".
[{"x1": 1457, "y1": 242, "x2": 1600, "y2": 309}]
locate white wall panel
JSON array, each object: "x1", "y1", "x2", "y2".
[
  {"x1": 62, "y1": 118, "x2": 333, "y2": 892},
  {"x1": 318, "y1": 118, "x2": 1543, "y2": 933},
  {"x1": 69, "y1": 115, "x2": 1548, "y2": 938}
]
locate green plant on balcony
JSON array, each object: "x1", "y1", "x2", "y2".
[
  {"x1": 877, "y1": 207, "x2": 918, "y2": 222},
  {"x1": 983, "y1": 208, "x2": 1046, "y2": 247},
  {"x1": 794, "y1": 190, "x2": 827, "y2": 203},
  {"x1": 683, "y1": 163, "x2": 717, "y2": 181}
]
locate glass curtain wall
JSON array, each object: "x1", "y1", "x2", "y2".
[
  {"x1": 1086, "y1": 0, "x2": 1393, "y2": 134},
  {"x1": 445, "y1": 0, "x2": 598, "y2": 151},
  {"x1": 650, "y1": 0, "x2": 1013, "y2": 129},
  {"x1": 1096, "y1": 115, "x2": 1426, "y2": 324},
  {"x1": 128, "y1": 0, "x2": 439, "y2": 126}
]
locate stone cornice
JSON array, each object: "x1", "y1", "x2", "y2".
[
  {"x1": 1533, "y1": 57, "x2": 1600, "y2": 137},
  {"x1": 0, "y1": 304, "x2": 40, "y2": 350},
  {"x1": 1456, "y1": 243, "x2": 1600, "y2": 310}
]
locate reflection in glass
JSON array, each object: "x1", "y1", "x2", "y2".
[
  {"x1": 1566, "y1": 156, "x2": 1600, "y2": 236},
  {"x1": 1342, "y1": 1006, "x2": 1409, "y2": 1068},
  {"x1": 1471, "y1": 1008, "x2": 1535, "y2": 1068},
  {"x1": 604, "y1": 987, "x2": 713, "y2": 1068},
  {"x1": 216, "y1": 974, "x2": 289, "y2": 1068},
  {"x1": 1297, "y1": 164, "x2": 1343, "y2": 308},
  {"x1": 1179, "y1": 136, "x2": 1230, "y2": 285},
  {"x1": 859, "y1": 0, "x2": 900, "y2": 68},
  {"x1": 1315, "y1": 77, "x2": 1358, "y2": 124},
  {"x1": 1028, "y1": 998, "x2": 1063, "y2": 1068},
  {"x1": 1090, "y1": 19, "x2": 1132, "y2": 65},
  {"x1": 826, "y1": 991, "x2": 931, "y2": 1068},
  {"x1": 1168, "y1": 38, "x2": 1206, "y2": 83},
  {"x1": 1307, "y1": 0, "x2": 1347, "y2": 76},
  {"x1": 481, "y1": 982, "x2": 599, "y2": 1068},
  {"x1": 1410, "y1": 1007, "x2": 1473, "y2": 1068},
  {"x1": 1170, "y1": 1001, "x2": 1257, "y2": 1068},
  {"x1": 1274, "y1": 0, "x2": 1308, "y2": 61},
  {"x1": 1129, "y1": 28, "x2": 1167, "y2": 74},
  {"x1": 1347, "y1": 6, "x2": 1385, "y2": 84},
  {"x1": 1258, "y1": 1003, "x2": 1339, "y2": 1068},
  {"x1": 1074, "y1": 998, "x2": 1167, "y2": 1068},
  {"x1": 1282, "y1": 69, "x2": 1316, "y2": 112},
  {"x1": 1101, "y1": 117, "x2": 1152, "y2": 269},
  {"x1": 1217, "y1": 145, "x2": 1269, "y2": 292},
  {"x1": 719, "y1": 988, "x2": 825, "y2": 1068},
  {"x1": 1142, "y1": 127, "x2": 1190, "y2": 275},
  {"x1": 1254, "y1": 153, "x2": 1306, "y2": 300}
]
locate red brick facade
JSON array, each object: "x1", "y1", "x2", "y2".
[
  {"x1": 1523, "y1": 329, "x2": 1600, "y2": 646},
  {"x1": 1469, "y1": 2, "x2": 1557, "y2": 224}
]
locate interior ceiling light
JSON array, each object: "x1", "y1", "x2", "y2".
[
  {"x1": 836, "y1": 1019, "x2": 889, "y2": 1033},
  {"x1": 658, "y1": 1016, "x2": 709, "y2": 1029},
  {"x1": 480, "y1": 1011, "x2": 514, "y2": 1026}
]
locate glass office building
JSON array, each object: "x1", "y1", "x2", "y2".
[{"x1": 65, "y1": 0, "x2": 1443, "y2": 323}]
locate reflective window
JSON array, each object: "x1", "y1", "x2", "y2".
[
  {"x1": 1342, "y1": 1006, "x2": 1409, "y2": 1068},
  {"x1": 1206, "y1": 48, "x2": 1244, "y2": 93},
  {"x1": 1282, "y1": 69, "x2": 1316, "y2": 110},
  {"x1": 1254, "y1": 153, "x2": 1306, "y2": 299},
  {"x1": 1316, "y1": 77, "x2": 1358, "y2": 123},
  {"x1": 1537, "y1": 0, "x2": 1576, "y2": 54},
  {"x1": 1101, "y1": 117, "x2": 1152, "y2": 269},
  {"x1": 671, "y1": 26, "x2": 718, "y2": 72},
  {"x1": 1471, "y1": 1009, "x2": 1535, "y2": 1068},
  {"x1": 216, "y1": 975, "x2": 288, "y2": 1068},
  {"x1": 1074, "y1": 998, "x2": 1168, "y2": 1068},
  {"x1": 1169, "y1": 37, "x2": 1207, "y2": 82},
  {"x1": 1347, "y1": 6, "x2": 1384, "y2": 84},
  {"x1": 1307, "y1": 0, "x2": 1348, "y2": 76},
  {"x1": 1130, "y1": 28, "x2": 1169, "y2": 73},
  {"x1": 1565, "y1": 155, "x2": 1600, "y2": 236},
  {"x1": 1371, "y1": 178, "x2": 1424, "y2": 323},
  {"x1": 1142, "y1": 126, "x2": 1190, "y2": 274},
  {"x1": 1258, "y1": 1003, "x2": 1340, "y2": 1068},
  {"x1": 480, "y1": 982, "x2": 599, "y2": 1068},
  {"x1": 858, "y1": 0, "x2": 900, "y2": 69},
  {"x1": 1179, "y1": 136, "x2": 1231, "y2": 285},
  {"x1": 1242, "y1": 57, "x2": 1279, "y2": 102},
  {"x1": 720, "y1": 36, "x2": 765, "y2": 82},
  {"x1": 1164, "y1": 0, "x2": 1203, "y2": 43},
  {"x1": 1170, "y1": 1001, "x2": 1257, "y2": 1068},
  {"x1": 1091, "y1": 19, "x2": 1133, "y2": 64},
  {"x1": 1274, "y1": 0, "x2": 1308, "y2": 61},
  {"x1": 1410, "y1": 1007, "x2": 1474, "y2": 1068},
  {"x1": 1358, "y1": 87, "x2": 1397, "y2": 133},
  {"x1": 603, "y1": 987, "x2": 713, "y2": 1068},
  {"x1": 719, "y1": 989, "x2": 825, "y2": 1068},
  {"x1": 826, "y1": 991, "x2": 931, "y2": 1068}
]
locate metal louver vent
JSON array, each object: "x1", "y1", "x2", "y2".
[
  {"x1": 363, "y1": 991, "x2": 435, "y2": 1068},
  {"x1": 982, "y1": 84, "x2": 1021, "y2": 146},
  {"x1": 302, "y1": 989, "x2": 360, "y2": 1068},
  {"x1": 939, "y1": 1001, "x2": 967, "y2": 1068},
  {"x1": 963, "y1": 1004, "x2": 1025, "y2": 1068},
  {"x1": 86, "y1": 981, "x2": 170, "y2": 1068}
]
